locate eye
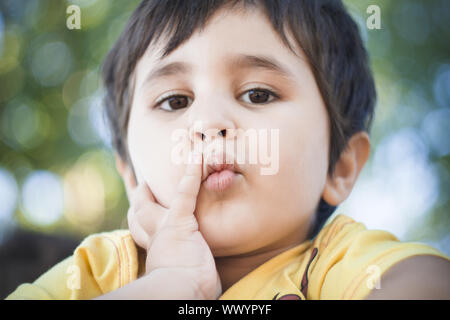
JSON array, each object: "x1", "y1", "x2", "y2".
[
  {"x1": 154, "y1": 94, "x2": 192, "y2": 111},
  {"x1": 240, "y1": 87, "x2": 280, "y2": 105},
  {"x1": 153, "y1": 87, "x2": 280, "y2": 111}
]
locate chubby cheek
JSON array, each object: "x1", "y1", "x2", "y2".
[
  {"x1": 279, "y1": 140, "x2": 327, "y2": 216},
  {"x1": 246, "y1": 114, "x2": 329, "y2": 244},
  {"x1": 127, "y1": 117, "x2": 187, "y2": 208},
  {"x1": 256, "y1": 131, "x2": 327, "y2": 233},
  {"x1": 278, "y1": 115, "x2": 329, "y2": 218}
]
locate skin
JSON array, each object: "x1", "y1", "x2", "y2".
[
  {"x1": 366, "y1": 255, "x2": 450, "y2": 299},
  {"x1": 115, "y1": 6, "x2": 376, "y2": 295}
]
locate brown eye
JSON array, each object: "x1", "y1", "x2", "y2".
[
  {"x1": 167, "y1": 96, "x2": 188, "y2": 110},
  {"x1": 157, "y1": 95, "x2": 191, "y2": 111},
  {"x1": 249, "y1": 89, "x2": 269, "y2": 103},
  {"x1": 242, "y1": 88, "x2": 279, "y2": 105}
]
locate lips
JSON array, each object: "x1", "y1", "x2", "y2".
[
  {"x1": 203, "y1": 163, "x2": 235, "y2": 181},
  {"x1": 201, "y1": 154, "x2": 240, "y2": 191}
]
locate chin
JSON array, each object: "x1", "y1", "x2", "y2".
[{"x1": 194, "y1": 201, "x2": 263, "y2": 255}]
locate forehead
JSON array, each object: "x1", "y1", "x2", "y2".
[{"x1": 134, "y1": 7, "x2": 307, "y2": 86}]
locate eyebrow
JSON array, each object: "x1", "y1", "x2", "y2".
[{"x1": 140, "y1": 54, "x2": 295, "y2": 89}]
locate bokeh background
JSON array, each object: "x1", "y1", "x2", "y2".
[{"x1": 0, "y1": 0, "x2": 449, "y2": 298}]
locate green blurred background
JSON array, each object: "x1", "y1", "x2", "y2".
[{"x1": 0, "y1": 0, "x2": 449, "y2": 297}]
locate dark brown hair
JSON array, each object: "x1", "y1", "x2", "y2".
[{"x1": 102, "y1": 0, "x2": 376, "y2": 238}]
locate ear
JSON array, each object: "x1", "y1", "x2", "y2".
[
  {"x1": 322, "y1": 131, "x2": 370, "y2": 206},
  {"x1": 115, "y1": 153, "x2": 137, "y2": 201}
]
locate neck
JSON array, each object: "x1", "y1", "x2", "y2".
[{"x1": 215, "y1": 232, "x2": 308, "y2": 293}]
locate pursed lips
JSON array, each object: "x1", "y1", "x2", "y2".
[
  {"x1": 202, "y1": 163, "x2": 236, "y2": 182},
  {"x1": 200, "y1": 153, "x2": 240, "y2": 185}
]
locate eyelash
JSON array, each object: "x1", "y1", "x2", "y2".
[{"x1": 153, "y1": 87, "x2": 281, "y2": 111}]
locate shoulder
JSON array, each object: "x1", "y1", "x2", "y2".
[
  {"x1": 6, "y1": 229, "x2": 139, "y2": 300},
  {"x1": 308, "y1": 214, "x2": 450, "y2": 299},
  {"x1": 365, "y1": 254, "x2": 450, "y2": 299}
]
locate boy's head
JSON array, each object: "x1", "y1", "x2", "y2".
[{"x1": 102, "y1": 0, "x2": 375, "y2": 255}]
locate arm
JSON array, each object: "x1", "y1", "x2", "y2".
[
  {"x1": 94, "y1": 268, "x2": 205, "y2": 300},
  {"x1": 365, "y1": 255, "x2": 450, "y2": 300}
]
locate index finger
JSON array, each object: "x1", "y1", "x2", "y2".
[{"x1": 169, "y1": 150, "x2": 203, "y2": 218}]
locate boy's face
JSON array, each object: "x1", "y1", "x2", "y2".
[{"x1": 126, "y1": 8, "x2": 330, "y2": 256}]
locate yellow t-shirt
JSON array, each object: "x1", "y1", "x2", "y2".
[{"x1": 5, "y1": 214, "x2": 449, "y2": 300}]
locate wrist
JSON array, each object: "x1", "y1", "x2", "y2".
[{"x1": 147, "y1": 268, "x2": 206, "y2": 299}]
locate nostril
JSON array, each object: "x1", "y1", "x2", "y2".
[
  {"x1": 196, "y1": 129, "x2": 226, "y2": 141},
  {"x1": 195, "y1": 132, "x2": 206, "y2": 141}
]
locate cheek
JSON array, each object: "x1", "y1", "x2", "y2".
[
  {"x1": 282, "y1": 116, "x2": 329, "y2": 203},
  {"x1": 280, "y1": 140, "x2": 327, "y2": 207},
  {"x1": 127, "y1": 116, "x2": 186, "y2": 208},
  {"x1": 257, "y1": 134, "x2": 326, "y2": 217},
  {"x1": 258, "y1": 104, "x2": 329, "y2": 217}
]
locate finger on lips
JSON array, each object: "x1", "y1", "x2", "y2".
[{"x1": 170, "y1": 150, "x2": 203, "y2": 218}]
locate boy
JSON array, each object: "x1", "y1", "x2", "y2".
[{"x1": 6, "y1": 0, "x2": 450, "y2": 300}]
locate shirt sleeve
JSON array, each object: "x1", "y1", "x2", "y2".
[
  {"x1": 5, "y1": 230, "x2": 138, "y2": 300},
  {"x1": 307, "y1": 215, "x2": 450, "y2": 300}
]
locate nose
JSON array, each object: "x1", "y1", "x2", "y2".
[
  {"x1": 190, "y1": 118, "x2": 236, "y2": 171},
  {"x1": 189, "y1": 120, "x2": 237, "y2": 169},
  {"x1": 192, "y1": 127, "x2": 228, "y2": 142},
  {"x1": 188, "y1": 111, "x2": 236, "y2": 144}
]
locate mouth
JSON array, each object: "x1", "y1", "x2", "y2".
[{"x1": 201, "y1": 157, "x2": 241, "y2": 192}]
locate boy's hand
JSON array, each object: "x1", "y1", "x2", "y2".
[{"x1": 126, "y1": 151, "x2": 222, "y2": 300}]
